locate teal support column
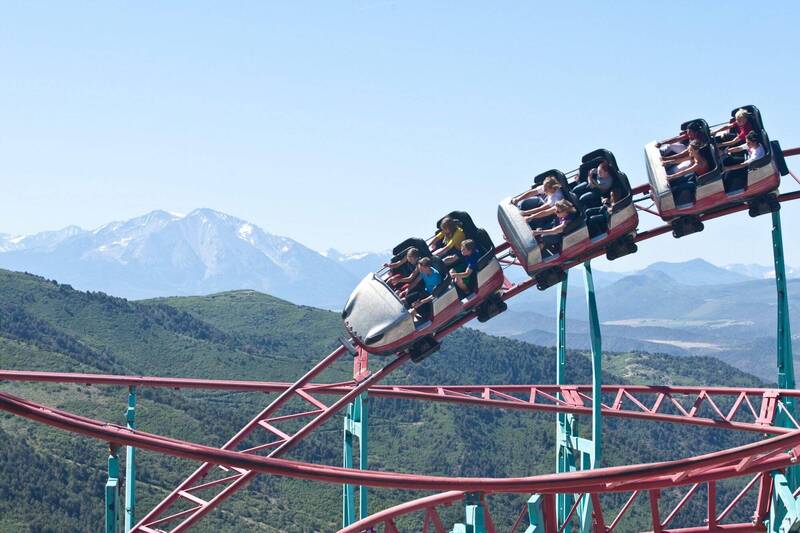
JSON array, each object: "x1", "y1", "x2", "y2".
[
  {"x1": 773, "y1": 210, "x2": 796, "y2": 406},
  {"x1": 105, "y1": 443, "x2": 120, "y2": 533},
  {"x1": 453, "y1": 493, "x2": 488, "y2": 533},
  {"x1": 768, "y1": 471, "x2": 800, "y2": 533},
  {"x1": 554, "y1": 273, "x2": 576, "y2": 526},
  {"x1": 525, "y1": 494, "x2": 547, "y2": 533},
  {"x1": 767, "y1": 210, "x2": 798, "y2": 533},
  {"x1": 532, "y1": 263, "x2": 602, "y2": 533},
  {"x1": 124, "y1": 386, "x2": 136, "y2": 532},
  {"x1": 342, "y1": 393, "x2": 368, "y2": 527},
  {"x1": 583, "y1": 261, "x2": 602, "y2": 467}
]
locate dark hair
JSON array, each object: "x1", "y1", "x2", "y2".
[
  {"x1": 689, "y1": 140, "x2": 703, "y2": 149},
  {"x1": 418, "y1": 257, "x2": 432, "y2": 267},
  {"x1": 746, "y1": 131, "x2": 759, "y2": 143},
  {"x1": 462, "y1": 239, "x2": 476, "y2": 252},
  {"x1": 554, "y1": 199, "x2": 576, "y2": 213}
]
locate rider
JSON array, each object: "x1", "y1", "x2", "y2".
[
  {"x1": 664, "y1": 140, "x2": 710, "y2": 206},
  {"x1": 530, "y1": 199, "x2": 577, "y2": 257},
  {"x1": 572, "y1": 160, "x2": 615, "y2": 210},
  {"x1": 403, "y1": 257, "x2": 442, "y2": 322},
  {"x1": 518, "y1": 176, "x2": 564, "y2": 229},
  {"x1": 450, "y1": 239, "x2": 481, "y2": 297}
]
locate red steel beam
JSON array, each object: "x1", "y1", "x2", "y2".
[
  {"x1": 4, "y1": 388, "x2": 800, "y2": 495},
  {"x1": 8, "y1": 369, "x2": 800, "y2": 399},
  {"x1": 3, "y1": 371, "x2": 796, "y2": 434}
]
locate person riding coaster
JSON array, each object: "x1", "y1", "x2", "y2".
[
  {"x1": 498, "y1": 148, "x2": 638, "y2": 290},
  {"x1": 644, "y1": 105, "x2": 788, "y2": 238},
  {"x1": 341, "y1": 211, "x2": 505, "y2": 362}
]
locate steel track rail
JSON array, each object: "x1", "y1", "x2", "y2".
[{"x1": 2, "y1": 388, "x2": 800, "y2": 495}]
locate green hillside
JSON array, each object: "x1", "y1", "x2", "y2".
[{"x1": 0, "y1": 269, "x2": 770, "y2": 531}]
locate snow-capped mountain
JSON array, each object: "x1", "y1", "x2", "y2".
[
  {"x1": 323, "y1": 248, "x2": 390, "y2": 279},
  {"x1": 723, "y1": 263, "x2": 800, "y2": 280},
  {"x1": 0, "y1": 209, "x2": 358, "y2": 308},
  {"x1": 3, "y1": 210, "x2": 796, "y2": 311}
]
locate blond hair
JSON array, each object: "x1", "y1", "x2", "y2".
[{"x1": 734, "y1": 108, "x2": 750, "y2": 121}]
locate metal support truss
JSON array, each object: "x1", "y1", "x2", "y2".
[
  {"x1": 132, "y1": 345, "x2": 408, "y2": 532},
  {"x1": 343, "y1": 348, "x2": 370, "y2": 527}
]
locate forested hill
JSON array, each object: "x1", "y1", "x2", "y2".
[{"x1": 0, "y1": 269, "x2": 765, "y2": 531}]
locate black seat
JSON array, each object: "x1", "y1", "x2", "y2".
[
  {"x1": 532, "y1": 169, "x2": 568, "y2": 187},
  {"x1": 437, "y1": 211, "x2": 479, "y2": 240},
  {"x1": 680, "y1": 119, "x2": 711, "y2": 145},
  {"x1": 392, "y1": 237, "x2": 431, "y2": 259},
  {"x1": 695, "y1": 144, "x2": 722, "y2": 187},
  {"x1": 436, "y1": 210, "x2": 497, "y2": 271},
  {"x1": 576, "y1": 152, "x2": 620, "y2": 214},
  {"x1": 611, "y1": 171, "x2": 633, "y2": 211},
  {"x1": 387, "y1": 237, "x2": 430, "y2": 278}
]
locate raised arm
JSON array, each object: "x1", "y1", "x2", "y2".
[
  {"x1": 524, "y1": 205, "x2": 557, "y2": 221},
  {"x1": 656, "y1": 131, "x2": 688, "y2": 147},
  {"x1": 384, "y1": 257, "x2": 406, "y2": 269},
  {"x1": 512, "y1": 186, "x2": 542, "y2": 205},
  {"x1": 727, "y1": 144, "x2": 747, "y2": 154},
  {"x1": 661, "y1": 150, "x2": 692, "y2": 163},
  {"x1": 717, "y1": 137, "x2": 744, "y2": 149},
  {"x1": 519, "y1": 203, "x2": 549, "y2": 217},
  {"x1": 395, "y1": 269, "x2": 419, "y2": 285},
  {"x1": 711, "y1": 122, "x2": 733, "y2": 135},
  {"x1": 667, "y1": 162, "x2": 702, "y2": 180}
]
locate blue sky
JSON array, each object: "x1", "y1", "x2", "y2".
[{"x1": 1, "y1": 1, "x2": 799, "y2": 271}]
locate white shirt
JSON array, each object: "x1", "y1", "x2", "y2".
[
  {"x1": 545, "y1": 189, "x2": 564, "y2": 207},
  {"x1": 745, "y1": 144, "x2": 765, "y2": 163}
]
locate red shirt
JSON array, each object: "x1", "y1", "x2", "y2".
[{"x1": 733, "y1": 120, "x2": 753, "y2": 142}]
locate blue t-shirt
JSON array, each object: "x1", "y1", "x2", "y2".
[
  {"x1": 420, "y1": 267, "x2": 442, "y2": 293},
  {"x1": 456, "y1": 249, "x2": 481, "y2": 273}
]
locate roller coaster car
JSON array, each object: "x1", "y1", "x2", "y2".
[
  {"x1": 644, "y1": 106, "x2": 788, "y2": 239},
  {"x1": 341, "y1": 211, "x2": 505, "y2": 361},
  {"x1": 497, "y1": 149, "x2": 639, "y2": 290}
]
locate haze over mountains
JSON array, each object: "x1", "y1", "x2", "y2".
[
  {"x1": 0, "y1": 208, "x2": 796, "y2": 307},
  {"x1": 0, "y1": 208, "x2": 798, "y2": 380}
]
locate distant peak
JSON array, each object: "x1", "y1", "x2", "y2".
[{"x1": 187, "y1": 208, "x2": 231, "y2": 220}]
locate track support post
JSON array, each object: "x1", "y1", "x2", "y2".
[
  {"x1": 768, "y1": 471, "x2": 800, "y2": 533},
  {"x1": 533, "y1": 262, "x2": 602, "y2": 533},
  {"x1": 343, "y1": 347, "x2": 370, "y2": 527},
  {"x1": 453, "y1": 493, "x2": 489, "y2": 533},
  {"x1": 105, "y1": 443, "x2": 121, "y2": 533},
  {"x1": 768, "y1": 209, "x2": 799, "y2": 533},
  {"x1": 124, "y1": 386, "x2": 136, "y2": 532}
]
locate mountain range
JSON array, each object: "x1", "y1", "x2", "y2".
[
  {"x1": 1, "y1": 208, "x2": 798, "y2": 381},
  {"x1": 0, "y1": 209, "x2": 796, "y2": 308},
  {"x1": 0, "y1": 209, "x2": 362, "y2": 308}
]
